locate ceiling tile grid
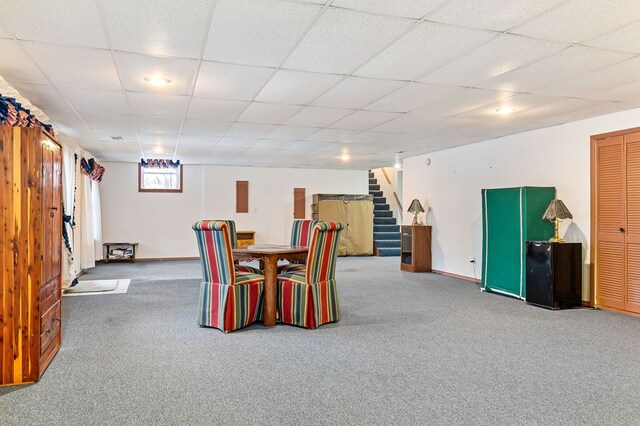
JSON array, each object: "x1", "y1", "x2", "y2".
[{"x1": 1, "y1": 0, "x2": 639, "y2": 168}]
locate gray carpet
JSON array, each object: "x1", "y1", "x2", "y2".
[{"x1": 2, "y1": 257, "x2": 639, "y2": 425}]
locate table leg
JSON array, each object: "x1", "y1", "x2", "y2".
[{"x1": 262, "y1": 254, "x2": 277, "y2": 327}]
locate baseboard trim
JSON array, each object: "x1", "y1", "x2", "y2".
[
  {"x1": 98, "y1": 256, "x2": 199, "y2": 263},
  {"x1": 593, "y1": 305, "x2": 640, "y2": 318},
  {"x1": 432, "y1": 269, "x2": 480, "y2": 284}
]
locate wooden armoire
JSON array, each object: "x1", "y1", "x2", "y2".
[
  {"x1": 592, "y1": 128, "x2": 640, "y2": 315},
  {"x1": 1, "y1": 126, "x2": 63, "y2": 385}
]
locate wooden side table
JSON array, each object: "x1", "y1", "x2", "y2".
[
  {"x1": 103, "y1": 242, "x2": 139, "y2": 263},
  {"x1": 236, "y1": 231, "x2": 255, "y2": 246},
  {"x1": 400, "y1": 225, "x2": 432, "y2": 272}
]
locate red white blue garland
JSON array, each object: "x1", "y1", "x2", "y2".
[{"x1": 140, "y1": 158, "x2": 180, "y2": 169}]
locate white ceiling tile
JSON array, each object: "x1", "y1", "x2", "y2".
[
  {"x1": 312, "y1": 77, "x2": 405, "y2": 109},
  {"x1": 204, "y1": 0, "x2": 321, "y2": 67},
  {"x1": 591, "y1": 80, "x2": 640, "y2": 103},
  {"x1": 181, "y1": 119, "x2": 232, "y2": 136},
  {"x1": 332, "y1": 0, "x2": 445, "y2": 19},
  {"x1": 194, "y1": 61, "x2": 276, "y2": 101},
  {"x1": 454, "y1": 93, "x2": 561, "y2": 120},
  {"x1": 0, "y1": 39, "x2": 49, "y2": 84},
  {"x1": 225, "y1": 123, "x2": 279, "y2": 138},
  {"x1": 329, "y1": 111, "x2": 401, "y2": 131},
  {"x1": 116, "y1": 52, "x2": 198, "y2": 96},
  {"x1": 283, "y1": 8, "x2": 414, "y2": 74},
  {"x1": 477, "y1": 46, "x2": 634, "y2": 92},
  {"x1": 305, "y1": 128, "x2": 360, "y2": 142},
  {"x1": 187, "y1": 98, "x2": 249, "y2": 121},
  {"x1": 0, "y1": 21, "x2": 12, "y2": 38},
  {"x1": 266, "y1": 125, "x2": 320, "y2": 140},
  {"x1": 511, "y1": 0, "x2": 640, "y2": 44},
  {"x1": 209, "y1": 146, "x2": 246, "y2": 157},
  {"x1": 23, "y1": 42, "x2": 120, "y2": 90},
  {"x1": 141, "y1": 144, "x2": 175, "y2": 157},
  {"x1": 236, "y1": 102, "x2": 304, "y2": 125},
  {"x1": 285, "y1": 106, "x2": 354, "y2": 127},
  {"x1": 255, "y1": 70, "x2": 344, "y2": 105},
  {"x1": 127, "y1": 93, "x2": 190, "y2": 117},
  {"x1": 45, "y1": 109, "x2": 90, "y2": 132},
  {"x1": 551, "y1": 102, "x2": 637, "y2": 124},
  {"x1": 354, "y1": 22, "x2": 495, "y2": 80},
  {"x1": 139, "y1": 132, "x2": 178, "y2": 145},
  {"x1": 175, "y1": 144, "x2": 213, "y2": 156},
  {"x1": 586, "y1": 21, "x2": 640, "y2": 54},
  {"x1": 365, "y1": 82, "x2": 458, "y2": 113},
  {"x1": 368, "y1": 114, "x2": 440, "y2": 133},
  {"x1": 133, "y1": 116, "x2": 183, "y2": 134},
  {"x1": 533, "y1": 57, "x2": 640, "y2": 98},
  {"x1": 411, "y1": 87, "x2": 513, "y2": 118},
  {"x1": 1, "y1": 0, "x2": 108, "y2": 48},
  {"x1": 341, "y1": 131, "x2": 393, "y2": 144},
  {"x1": 419, "y1": 34, "x2": 568, "y2": 86},
  {"x1": 99, "y1": 0, "x2": 212, "y2": 58},
  {"x1": 251, "y1": 139, "x2": 298, "y2": 149},
  {"x1": 178, "y1": 135, "x2": 220, "y2": 147},
  {"x1": 517, "y1": 98, "x2": 604, "y2": 123},
  {"x1": 82, "y1": 114, "x2": 136, "y2": 132},
  {"x1": 92, "y1": 129, "x2": 138, "y2": 142},
  {"x1": 429, "y1": 0, "x2": 564, "y2": 31},
  {"x1": 215, "y1": 137, "x2": 261, "y2": 148},
  {"x1": 7, "y1": 82, "x2": 67, "y2": 113},
  {"x1": 98, "y1": 142, "x2": 141, "y2": 153},
  {"x1": 73, "y1": 139, "x2": 105, "y2": 151},
  {"x1": 59, "y1": 87, "x2": 128, "y2": 115}
]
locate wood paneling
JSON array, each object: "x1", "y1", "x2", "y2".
[
  {"x1": 293, "y1": 188, "x2": 305, "y2": 219},
  {"x1": 0, "y1": 127, "x2": 62, "y2": 385},
  {"x1": 236, "y1": 180, "x2": 248, "y2": 213}
]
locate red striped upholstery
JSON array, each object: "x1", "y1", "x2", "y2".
[
  {"x1": 193, "y1": 220, "x2": 264, "y2": 332},
  {"x1": 277, "y1": 221, "x2": 343, "y2": 329},
  {"x1": 279, "y1": 219, "x2": 318, "y2": 273}
]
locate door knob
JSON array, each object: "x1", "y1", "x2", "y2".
[
  {"x1": 50, "y1": 206, "x2": 57, "y2": 217},
  {"x1": 620, "y1": 227, "x2": 625, "y2": 233}
]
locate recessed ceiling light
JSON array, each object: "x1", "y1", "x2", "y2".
[
  {"x1": 496, "y1": 107, "x2": 515, "y2": 115},
  {"x1": 144, "y1": 76, "x2": 171, "y2": 86},
  {"x1": 394, "y1": 161, "x2": 402, "y2": 169},
  {"x1": 340, "y1": 153, "x2": 350, "y2": 161}
]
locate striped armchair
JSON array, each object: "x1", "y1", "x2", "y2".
[
  {"x1": 276, "y1": 221, "x2": 343, "y2": 329},
  {"x1": 192, "y1": 220, "x2": 264, "y2": 332},
  {"x1": 211, "y1": 219, "x2": 261, "y2": 274},
  {"x1": 278, "y1": 219, "x2": 318, "y2": 273}
]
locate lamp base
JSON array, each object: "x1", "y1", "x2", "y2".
[
  {"x1": 412, "y1": 215, "x2": 419, "y2": 226},
  {"x1": 548, "y1": 236, "x2": 566, "y2": 243}
]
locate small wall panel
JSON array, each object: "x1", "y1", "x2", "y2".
[
  {"x1": 294, "y1": 188, "x2": 305, "y2": 219},
  {"x1": 236, "y1": 180, "x2": 249, "y2": 213}
]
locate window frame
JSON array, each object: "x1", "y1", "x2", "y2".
[{"x1": 138, "y1": 163, "x2": 183, "y2": 193}]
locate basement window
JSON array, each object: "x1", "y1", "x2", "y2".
[{"x1": 138, "y1": 163, "x2": 183, "y2": 193}]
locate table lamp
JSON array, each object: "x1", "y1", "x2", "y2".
[
  {"x1": 408, "y1": 199, "x2": 425, "y2": 226},
  {"x1": 542, "y1": 198, "x2": 573, "y2": 243}
]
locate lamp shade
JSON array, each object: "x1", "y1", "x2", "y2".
[
  {"x1": 543, "y1": 199, "x2": 573, "y2": 221},
  {"x1": 407, "y1": 199, "x2": 425, "y2": 214}
]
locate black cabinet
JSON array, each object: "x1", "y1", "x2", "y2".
[{"x1": 525, "y1": 241, "x2": 582, "y2": 309}]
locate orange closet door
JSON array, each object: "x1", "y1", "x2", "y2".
[
  {"x1": 625, "y1": 133, "x2": 640, "y2": 313},
  {"x1": 595, "y1": 131, "x2": 640, "y2": 314}
]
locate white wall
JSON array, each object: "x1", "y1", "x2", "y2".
[
  {"x1": 100, "y1": 163, "x2": 368, "y2": 258},
  {"x1": 403, "y1": 107, "x2": 640, "y2": 301}
]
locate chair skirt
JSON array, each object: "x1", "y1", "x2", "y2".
[
  {"x1": 277, "y1": 277, "x2": 340, "y2": 329},
  {"x1": 198, "y1": 280, "x2": 264, "y2": 332}
]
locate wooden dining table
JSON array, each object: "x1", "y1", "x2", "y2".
[{"x1": 232, "y1": 244, "x2": 308, "y2": 327}]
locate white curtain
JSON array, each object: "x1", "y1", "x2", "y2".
[
  {"x1": 78, "y1": 166, "x2": 96, "y2": 270},
  {"x1": 61, "y1": 145, "x2": 79, "y2": 287},
  {"x1": 92, "y1": 180, "x2": 103, "y2": 260}
]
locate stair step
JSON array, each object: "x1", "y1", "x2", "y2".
[
  {"x1": 374, "y1": 203, "x2": 389, "y2": 211},
  {"x1": 368, "y1": 172, "x2": 374, "y2": 178},
  {"x1": 373, "y1": 196, "x2": 386, "y2": 204},
  {"x1": 369, "y1": 178, "x2": 377, "y2": 184},
  {"x1": 375, "y1": 239, "x2": 400, "y2": 248},
  {"x1": 369, "y1": 190, "x2": 383, "y2": 198},
  {"x1": 377, "y1": 247, "x2": 400, "y2": 257},
  {"x1": 374, "y1": 217, "x2": 396, "y2": 225},
  {"x1": 374, "y1": 210, "x2": 393, "y2": 218},
  {"x1": 369, "y1": 184, "x2": 380, "y2": 191},
  {"x1": 373, "y1": 232, "x2": 400, "y2": 240},
  {"x1": 374, "y1": 224, "x2": 400, "y2": 233}
]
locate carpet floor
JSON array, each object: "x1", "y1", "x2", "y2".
[{"x1": 1, "y1": 257, "x2": 639, "y2": 425}]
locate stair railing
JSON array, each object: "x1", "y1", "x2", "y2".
[{"x1": 380, "y1": 168, "x2": 403, "y2": 213}]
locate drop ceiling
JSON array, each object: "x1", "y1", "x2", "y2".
[{"x1": 1, "y1": 0, "x2": 639, "y2": 169}]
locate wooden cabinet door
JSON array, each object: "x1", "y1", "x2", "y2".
[{"x1": 41, "y1": 137, "x2": 62, "y2": 285}]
